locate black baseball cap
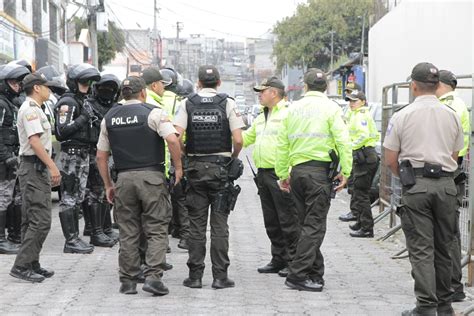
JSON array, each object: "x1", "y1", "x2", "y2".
[
  {"x1": 198, "y1": 65, "x2": 220, "y2": 84},
  {"x1": 141, "y1": 67, "x2": 164, "y2": 85},
  {"x1": 410, "y1": 62, "x2": 439, "y2": 84},
  {"x1": 121, "y1": 76, "x2": 146, "y2": 94},
  {"x1": 253, "y1": 76, "x2": 285, "y2": 92},
  {"x1": 345, "y1": 90, "x2": 366, "y2": 102},
  {"x1": 304, "y1": 68, "x2": 327, "y2": 85},
  {"x1": 439, "y1": 70, "x2": 457, "y2": 89},
  {"x1": 22, "y1": 73, "x2": 55, "y2": 89},
  {"x1": 344, "y1": 82, "x2": 362, "y2": 92}
]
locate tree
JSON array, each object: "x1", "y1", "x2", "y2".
[
  {"x1": 72, "y1": 17, "x2": 125, "y2": 70},
  {"x1": 272, "y1": 0, "x2": 387, "y2": 71}
]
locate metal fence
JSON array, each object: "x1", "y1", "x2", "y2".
[{"x1": 375, "y1": 75, "x2": 473, "y2": 269}]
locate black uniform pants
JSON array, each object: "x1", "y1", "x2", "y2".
[
  {"x1": 185, "y1": 160, "x2": 230, "y2": 280},
  {"x1": 257, "y1": 168, "x2": 299, "y2": 266},
  {"x1": 399, "y1": 177, "x2": 457, "y2": 311},
  {"x1": 287, "y1": 164, "x2": 331, "y2": 282},
  {"x1": 451, "y1": 165, "x2": 465, "y2": 295},
  {"x1": 14, "y1": 160, "x2": 52, "y2": 268},
  {"x1": 350, "y1": 160, "x2": 378, "y2": 230}
]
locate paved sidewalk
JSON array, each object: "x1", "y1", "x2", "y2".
[{"x1": 0, "y1": 158, "x2": 472, "y2": 315}]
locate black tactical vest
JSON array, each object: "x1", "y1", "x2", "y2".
[
  {"x1": 185, "y1": 93, "x2": 232, "y2": 154},
  {"x1": 0, "y1": 95, "x2": 19, "y2": 148},
  {"x1": 105, "y1": 102, "x2": 165, "y2": 171},
  {"x1": 54, "y1": 92, "x2": 91, "y2": 144},
  {"x1": 87, "y1": 97, "x2": 112, "y2": 146}
]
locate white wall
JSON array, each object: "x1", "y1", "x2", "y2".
[{"x1": 368, "y1": 0, "x2": 473, "y2": 107}]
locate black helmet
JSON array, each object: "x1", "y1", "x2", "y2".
[
  {"x1": 0, "y1": 63, "x2": 31, "y2": 98},
  {"x1": 36, "y1": 65, "x2": 67, "y2": 96},
  {"x1": 66, "y1": 63, "x2": 101, "y2": 94},
  {"x1": 9, "y1": 59, "x2": 33, "y2": 73},
  {"x1": 159, "y1": 68, "x2": 178, "y2": 88},
  {"x1": 92, "y1": 73, "x2": 121, "y2": 106},
  {"x1": 177, "y1": 79, "x2": 194, "y2": 97}
]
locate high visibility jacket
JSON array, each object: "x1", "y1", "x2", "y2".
[
  {"x1": 146, "y1": 88, "x2": 164, "y2": 108},
  {"x1": 346, "y1": 106, "x2": 380, "y2": 150},
  {"x1": 275, "y1": 91, "x2": 352, "y2": 179},
  {"x1": 162, "y1": 90, "x2": 181, "y2": 118},
  {"x1": 439, "y1": 91, "x2": 470, "y2": 157},
  {"x1": 243, "y1": 100, "x2": 287, "y2": 169}
]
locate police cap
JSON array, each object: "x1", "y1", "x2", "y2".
[
  {"x1": 345, "y1": 90, "x2": 366, "y2": 102},
  {"x1": 141, "y1": 66, "x2": 164, "y2": 85},
  {"x1": 439, "y1": 70, "x2": 457, "y2": 89},
  {"x1": 344, "y1": 82, "x2": 362, "y2": 93},
  {"x1": 121, "y1": 76, "x2": 146, "y2": 94},
  {"x1": 253, "y1": 76, "x2": 285, "y2": 92},
  {"x1": 410, "y1": 62, "x2": 439, "y2": 84},
  {"x1": 304, "y1": 68, "x2": 327, "y2": 86},
  {"x1": 198, "y1": 65, "x2": 220, "y2": 84},
  {"x1": 22, "y1": 73, "x2": 56, "y2": 89}
]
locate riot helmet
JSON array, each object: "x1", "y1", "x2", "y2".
[
  {"x1": 9, "y1": 59, "x2": 33, "y2": 73},
  {"x1": 0, "y1": 63, "x2": 31, "y2": 98},
  {"x1": 177, "y1": 79, "x2": 195, "y2": 97},
  {"x1": 36, "y1": 65, "x2": 67, "y2": 96},
  {"x1": 159, "y1": 68, "x2": 178, "y2": 90},
  {"x1": 92, "y1": 73, "x2": 121, "y2": 106},
  {"x1": 66, "y1": 63, "x2": 101, "y2": 94}
]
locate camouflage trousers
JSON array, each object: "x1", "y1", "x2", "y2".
[
  {"x1": 84, "y1": 157, "x2": 105, "y2": 206},
  {"x1": 57, "y1": 150, "x2": 90, "y2": 211},
  {"x1": 0, "y1": 179, "x2": 21, "y2": 211}
]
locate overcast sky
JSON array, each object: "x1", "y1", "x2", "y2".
[{"x1": 101, "y1": 0, "x2": 306, "y2": 41}]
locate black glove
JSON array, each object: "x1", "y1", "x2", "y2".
[{"x1": 5, "y1": 156, "x2": 18, "y2": 169}]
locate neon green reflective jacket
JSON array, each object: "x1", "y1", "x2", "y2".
[
  {"x1": 347, "y1": 106, "x2": 380, "y2": 150},
  {"x1": 243, "y1": 100, "x2": 288, "y2": 169},
  {"x1": 161, "y1": 90, "x2": 181, "y2": 118},
  {"x1": 275, "y1": 91, "x2": 352, "y2": 179},
  {"x1": 439, "y1": 91, "x2": 470, "y2": 157},
  {"x1": 146, "y1": 88, "x2": 164, "y2": 108}
]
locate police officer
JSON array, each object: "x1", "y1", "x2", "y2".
[
  {"x1": 243, "y1": 77, "x2": 300, "y2": 276},
  {"x1": 82, "y1": 74, "x2": 121, "y2": 247},
  {"x1": 344, "y1": 90, "x2": 380, "y2": 238},
  {"x1": 436, "y1": 69, "x2": 470, "y2": 302},
  {"x1": 0, "y1": 63, "x2": 30, "y2": 254},
  {"x1": 177, "y1": 79, "x2": 195, "y2": 98},
  {"x1": 160, "y1": 67, "x2": 189, "y2": 250},
  {"x1": 384, "y1": 63, "x2": 463, "y2": 316},
  {"x1": 173, "y1": 65, "x2": 245, "y2": 289},
  {"x1": 55, "y1": 63, "x2": 100, "y2": 254},
  {"x1": 96, "y1": 76, "x2": 182, "y2": 296},
  {"x1": 9, "y1": 73, "x2": 61, "y2": 282},
  {"x1": 276, "y1": 68, "x2": 352, "y2": 292},
  {"x1": 142, "y1": 66, "x2": 166, "y2": 107}
]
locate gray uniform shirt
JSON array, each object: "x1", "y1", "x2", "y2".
[
  {"x1": 383, "y1": 94, "x2": 464, "y2": 172},
  {"x1": 17, "y1": 97, "x2": 52, "y2": 156}
]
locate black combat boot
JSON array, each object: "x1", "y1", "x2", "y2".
[
  {"x1": 82, "y1": 200, "x2": 92, "y2": 237},
  {"x1": 0, "y1": 210, "x2": 20, "y2": 254},
  {"x1": 90, "y1": 203, "x2": 116, "y2": 247},
  {"x1": 7, "y1": 204, "x2": 22, "y2": 244},
  {"x1": 102, "y1": 204, "x2": 119, "y2": 242},
  {"x1": 59, "y1": 208, "x2": 94, "y2": 254}
]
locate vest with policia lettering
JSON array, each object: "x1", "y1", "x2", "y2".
[
  {"x1": 105, "y1": 102, "x2": 165, "y2": 171},
  {"x1": 185, "y1": 93, "x2": 232, "y2": 154}
]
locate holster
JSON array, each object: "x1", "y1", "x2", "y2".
[
  {"x1": 398, "y1": 160, "x2": 416, "y2": 187},
  {"x1": 226, "y1": 158, "x2": 244, "y2": 181}
]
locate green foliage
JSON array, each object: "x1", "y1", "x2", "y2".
[
  {"x1": 273, "y1": 0, "x2": 385, "y2": 71},
  {"x1": 72, "y1": 17, "x2": 125, "y2": 70}
]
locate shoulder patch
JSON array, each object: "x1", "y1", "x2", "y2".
[{"x1": 26, "y1": 112, "x2": 39, "y2": 121}]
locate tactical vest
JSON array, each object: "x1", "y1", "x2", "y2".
[
  {"x1": 0, "y1": 95, "x2": 19, "y2": 148},
  {"x1": 55, "y1": 92, "x2": 91, "y2": 144},
  {"x1": 87, "y1": 97, "x2": 112, "y2": 145},
  {"x1": 105, "y1": 102, "x2": 165, "y2": 171},
  {"x1": 185, "y1": 93, "x2": 232, "y2": 154}
]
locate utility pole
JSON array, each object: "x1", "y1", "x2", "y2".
[
  {"x1": 330, "y1": 30, "x2": 335, "y2": 71},
  {"x1": 360, "y1": 14, "x2": 366, "y2": 65},
  {"x1": 151, "y1": 0, "x2": 161, "y2": 66},
  {"x1": 87, "y1": 0, "x2": 99, "y2": 68},
  {"x1": 176, "y1": 22, "x2": 183, "y2": 71}
]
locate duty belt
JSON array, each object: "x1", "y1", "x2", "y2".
[
  {"x1": 413, "y1": 168, "x2": 454, "y2": 178},
  {"x1": 296, "y1": 160, "x2": 331, "y2": 168},
  {"x1": 117, "y1": 165, "x2": 165, "y2": 174},
  {"x1": 188, "y1": 155, "x2": 232, "y2": 164},
  {"x1": 257, "y1": 167, "x2": 274, "y2": 172},
  {"x1": 61, "y1": 146, "x2": 90, "y2": 156},
  {"x1": 21, "y1": 155, "x2": 41, "y2": 163}
]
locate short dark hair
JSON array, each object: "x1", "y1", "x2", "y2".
[
  {"x1": 121, "y1": 89, "x2": 141, "y2": 100},
  {"x1": 271, "y1": 87, "x2": 285, "y2": 99},
  {"x1": 200, "y1": 80, "x2": 218, "y2": 89},
  {"x1": 413, "y1": 80, "x2": 439, "y2": 93},
  {"x1": 24, "y1": 85, "x2": 34, "y2": 96},
  {"x1": 307, "y1": 81, "x2": 327, "y2": 92}
]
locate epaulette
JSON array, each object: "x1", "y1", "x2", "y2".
[{"x1": 29, "y1": 101, "x2": 36, "y2": 107}]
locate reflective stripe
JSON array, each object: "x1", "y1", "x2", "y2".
[{"x1": 288, "y1": 132, "x2": 330, "y2": 140}]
